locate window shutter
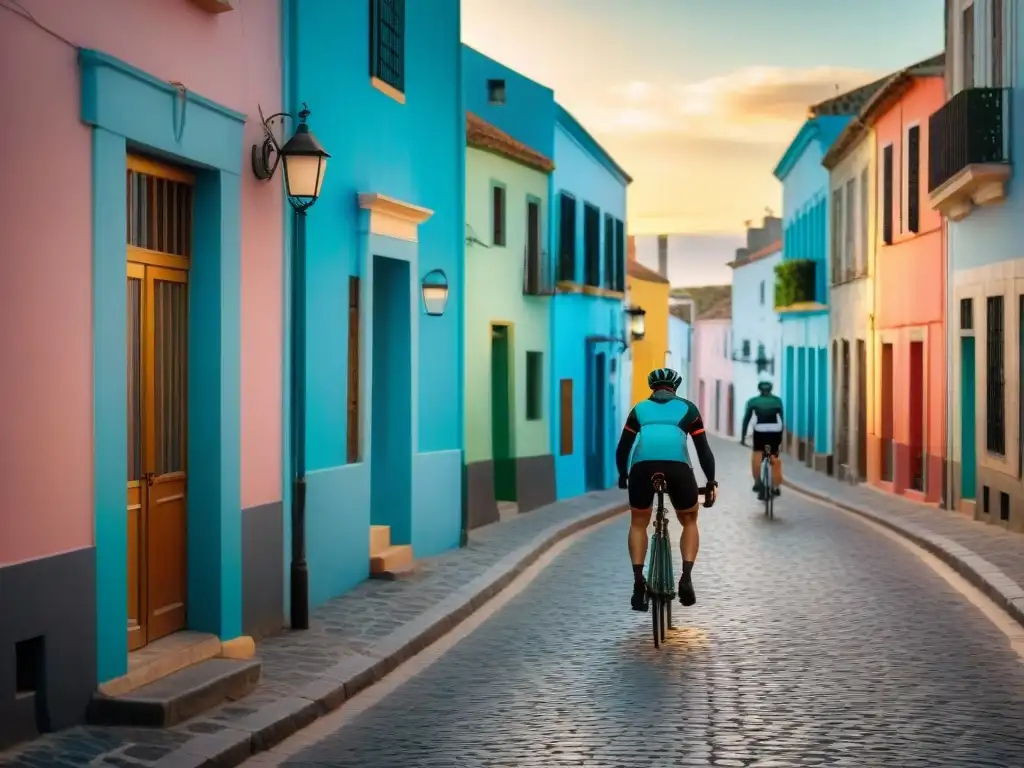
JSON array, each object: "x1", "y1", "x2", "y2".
[
  {"x1": 907, "y1": 126, "x2": 920, "y2": 233},
  {"x1": 882, "y1": 145, "x2": 894, "y2": 245}
]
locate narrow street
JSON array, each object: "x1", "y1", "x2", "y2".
[{"x1": 268, "y1": 440, "x2": 1024, "y2": 767}]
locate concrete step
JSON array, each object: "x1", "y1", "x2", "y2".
[
  {"x1": 497, "y1": 501, "x2": 519, "y2": 522},
  {"x1": 87, "y1": 657, "x2": 262, "y2": 727},
  {"x1": 369, "y1": 561, "x2": 417, "y2": 581},
  {"x1": 370, "y1": 544, "x2": 413, "y2": 576},
  {"x1": 370, "y1": 524, "x2": 391, "y2": 557},
  {"x1": 101, "y1": 631, "x2": 222, "y2": 697}
]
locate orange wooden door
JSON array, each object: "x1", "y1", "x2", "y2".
[{"x1": 126, "y1": 155, "x2": 193, "y2": 650}]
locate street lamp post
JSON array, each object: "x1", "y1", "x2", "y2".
[{"x1": 252, "y1": 103, "x2": 330, "y2": 630}]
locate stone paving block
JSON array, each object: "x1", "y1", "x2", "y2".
[
  {"x1": 232, "y1": 697, "x2": 319, "y2": 752},
  {"x1": 290, "y1": 677, "x2": 346, "y2": 715},
  {"x1": 155, "y1": 727, "x2": 251, "y2": 768}
]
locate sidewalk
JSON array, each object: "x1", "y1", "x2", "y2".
[
  {"x1": 774, "y1": 446, "x2": 1024, "y2": 626},
  {"x1": 0, "y1": 489, "x2": 627, "y2": 768}
]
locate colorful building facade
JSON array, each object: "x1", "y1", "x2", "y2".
[
  {"x1": 463, "y1": 112, "x2": 555, "y2": 528},
  {"x1": 668, "y1": 307, "x2": 694, "y2": 401},
  {"x1": 821, "y1": 85, "x2": 879, "y2": 484},
  {"x1": 728, "y1": 219, "x2": 783, "y2": 432},
  {"x1": 287, "y1": 0, "x2": 465, "y2": 605},
  {"x1": 627, "y1": 258, "x2": 671, "y2": 406},
  {"x1": 0, "y1": 0, "x2": 285, "y2": 746},
  {"x1": 870, "y1": 62, "x2": 947, "y2": 503},
  {"x1": 937, "y1": 1, "x2": 1019, "y2": 525},
  {"x1": 692, "y1": 298, "x2": 734, "y2": 436}
]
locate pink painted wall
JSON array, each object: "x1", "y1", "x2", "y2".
[
  {"x1": 692, "y1": 319, "x2": 734, "y2": 433},
  {"x1": 0, "y1": 1, "x2": 283, "y2": 566}
]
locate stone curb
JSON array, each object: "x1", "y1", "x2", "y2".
[
  {"x1": 152, "y1": 496, "x2": 628, "y2": 768},
  {"x1": 786, "y1": 479, "x2": 1024, "y2": 630}
]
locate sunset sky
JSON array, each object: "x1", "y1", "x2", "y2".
[{"x1": 461, "y1": 0, "x2": 945, "y2": 238}]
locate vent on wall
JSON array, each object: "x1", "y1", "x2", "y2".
[{"x1": 188, "y1": 0, "x2": 236, "y2": 13}]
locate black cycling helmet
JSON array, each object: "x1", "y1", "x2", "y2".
[
  {"x1": 648, "y1": 367, "x2": 683, "y2": 391},
  {"x1": 757, "y1": 379, "x2": 773, "y2": 394}
]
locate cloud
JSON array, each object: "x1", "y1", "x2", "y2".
[{"x1": 576, "y1": 66, "x2": 883, "y2": 145}]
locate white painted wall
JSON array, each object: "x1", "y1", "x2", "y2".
[
  {"x1": 693, "y1": 318, "x2": 734, "y2": 435},
  {"x1": 667, "y1": 314, "x2": 693, "y2": 401},
  {"x1": 730, "y1": 250, "x2": 783, "y2": 431}
]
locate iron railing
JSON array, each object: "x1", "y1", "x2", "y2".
[
  {"x1": 928, "y1": 87, "x2": 1010, "y2": 193},
  {"x1": 523, "y1": 248, "x2": 555, "y2": 296}
]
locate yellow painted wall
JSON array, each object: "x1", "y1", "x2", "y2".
[{"x1": 628, "y1": 274, "x2": 671, "y2": 405}]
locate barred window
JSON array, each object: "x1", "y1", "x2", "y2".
[{"x1": 370, "y1": 0, "x2": 405, "y2": 93}]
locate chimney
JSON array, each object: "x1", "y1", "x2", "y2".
[{"x1": 656, "y1": 234, "x2": 668, "y2": 278}]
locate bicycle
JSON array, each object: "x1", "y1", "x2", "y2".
[
  {"x1": 760, "y1": 444, "x2": 777, "y2": 520},
  {"x1": 645, "y1": 474, "x2": 707, "y2": 648}
]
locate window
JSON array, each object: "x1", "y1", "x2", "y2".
[
  {"x1": 987, "y1": 295, "x2": 1005, "y2": 454},
  {"x1": 844, "y1": 178, "x2": 855, "y2": 278},
  {"x1": 614, "y1": 219, "x2": 625, "y2": 291},
  {"x1": 127, "y1": 163, "x2": 193, "y2": 256},
  {"x1": 907, "y1": 125, "x2": 920, "y2": 233},
  {"x1": 603, "y1": 214, "x2": 614, "y2": 290},
  {"x1": 487, "y1": 78, "x2": 506, "y2": 105},
  {"x1": 559, "y1": 379, "x2": 573, "y2": 455},
  {"x1": 960, "y1": 297, "x2": 973, "y2": 330},
  {"x1": 882, "y1": 145, "x2": 894, "y2": 245},
  {"x1": 963, "y1": 3, "x2": 975, "y2": 89},
  {"x1": 526, "y1": 352, "x2": 543, "y2": 420},
  {"x1": 583, "y1": 203, "x2": 600, "y2": 286},
  {"x1": 859, "y1": 167, "x2": 868, "y2": 275},
  {"x1": 831, "y1": 186, "x2": 843, "y2": 283},
  {"x1": 557, "y1": 193, "x2": 576, "y2": 282},
  {"x1": 759, "y1": 280, "x2": 765, "y2": 305},
  {"x1": 741, "y1": 339, "x2": 750, "y2": 359},
  {"x1": 992, "y1": 0, "x2": 1004, "y2": 87},
  {"x1": 347, "y1": 277, "x2": 361, "y2": 463},
  {"x1": 524, "y1": 197, "x2": 543, "y2": 294},
  {"x1": 1001, "y1": 490, "x2": 1011, "y2": 521},
  {"x1": 370, "y1": 0, "x2": 405, "y2": 94},
  {"x1": 491, "y1": 184, "x2": 506, "y2": 246},
  {"x1": 756, "y1": 343, "x2": 767, "y2": 368}
]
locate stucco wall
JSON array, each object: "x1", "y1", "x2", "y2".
[
  {"x1": 693, "y1": 319, "x2": 733, "y2": 435},
  {"x1": 667, "y1": 315, "x2": 693, "y2": 400},
  {"x1": 731, "y1": 252, "x2": 782, "y2": 430},
  {"x1": 0, "y1": 0, "x2": 283, "y2": 566},
  {"x1": 464, "y1": 147, "x2": 551, "y2": 462},
  {"x1": 628, "y1": 276, "x2": 670, "y2": 405}
]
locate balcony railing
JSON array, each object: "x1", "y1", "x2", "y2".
[
  {"x1": 774, "y1": 259, "x2": 817, "y2": 309},
  {"x1": 523, "y1": 247, "x2": 554, "y2": 296},
  {"x1": 928, "y1": 88, "x2": 1010, "y2": 219}
]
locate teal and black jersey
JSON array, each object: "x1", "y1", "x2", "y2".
[
  {"x1": 615, "y1": 389, "x2": 716, "y2": 482},
  {"x1": 740, "y1": 393, "x2": 785, "y2": 440}
]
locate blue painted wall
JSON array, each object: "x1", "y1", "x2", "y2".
[
  {"x1": 286, "y1": 0, "x2": 464, "y2": 607},
  {"x1": 550, "y1": 108, "x2": 630, "y2": 499},
  {"x1": 461, "y1": 45, "x2": 555, "y2": 158},
  {"x1": 775, "y1": 116, "x2": 850, "y2": 455}
]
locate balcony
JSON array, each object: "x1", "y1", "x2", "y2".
[
  {"x1": 523, "y1": 247, "x2": 554, "y2": 296},
  {"x1": 928, "y1": 88, "x2": 1011, "y2": 221},
  {"x1": 774, "y1": 258, "x2": 820, "y2": 311}
]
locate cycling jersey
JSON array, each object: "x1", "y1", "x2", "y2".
[
  {"x1": 615, "y1": 389, "x2": 715, "y2": 481},
  {"x1": 740, "y1": 393, "x2": 785, "y2": 439}
]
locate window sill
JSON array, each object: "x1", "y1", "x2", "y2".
[{"x1": 371, "y1": 77, "x2": 406, "y2": 105}]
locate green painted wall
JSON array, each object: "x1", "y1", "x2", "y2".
[{"x1": 465, "y1": 147, "x2": 551, "y2": 463}]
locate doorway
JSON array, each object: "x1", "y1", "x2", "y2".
[
  {"x1": 726, "y1": 384, "x2": 734, "y2": 437},
  {"x1": 856, "y1": 339, "x2": 867, "y2": 479},
  {"x1": 585, "y1": 350, "x2": 607, "y2": 491},
  {"x1": 961, "y1": 336, "x2": 977, "y2": 499},
  {"x1": 807, "y1": 347, "x2": 817, "y2": 458},
  {"x1": 370, "y1": 255, "x2": 412, "y2": 542},
  {"x1": 125, "y1": 157, "x2": 191, "y2": 651},
  {"x1": 909, "y1": 340, "x2": 925, "y2": 491},
  {"x1": 881, "y1": 343, "x2": 894, "y2": 482},
  {"x1": 491, "y1": 324, "x2": 516, "y2": 501}
]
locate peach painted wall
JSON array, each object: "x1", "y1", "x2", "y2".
[
  {"x1": 871, "y1": 75, "x2": 947, "y2": 493},
  {"x1": 0, "y1": 1, "x2": 283, "y2": 566},
  {"x1": 692, "y1": 319, "x2": 734, "y2": 434}
]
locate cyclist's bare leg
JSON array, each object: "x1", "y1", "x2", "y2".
[
  {"x1": 749, "y1": 449, "x2": 761, "y2": 483},
  {"x1": 771, "y1": 450, "x2": 784, "y2": 487},
  {"x1": 628, "y1": 508, "x2": 652, "y2": 569},
  {"x1": 675, "y1": 505, "x2": 699, "y2": 564}
]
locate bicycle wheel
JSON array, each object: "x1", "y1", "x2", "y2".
[
  {"x1": 651, "y1": 596, "x2": 662, "y2": 648},
  {"x1": 661, "y1": 599, "x2": 670, "y2": 642}
]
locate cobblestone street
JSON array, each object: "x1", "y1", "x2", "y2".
[{"x1": 271, "y1": 439, "x2": 1024, "y2": 767}]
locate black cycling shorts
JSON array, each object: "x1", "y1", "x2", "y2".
[
  {"x1": 752, "y1": 431, "x2": 783, "y2": 453},
  {"x1": 628, "y1": 460, "x2": 698, "y2": 512}
]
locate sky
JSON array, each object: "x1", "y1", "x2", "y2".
[{"x1": 461, "y1": 0, "x2": 945, "y2": 244}]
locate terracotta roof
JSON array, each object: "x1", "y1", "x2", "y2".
[
  {"x1": 669, "y1": 304, "x2": 693, "y2": 323},
  {"x1": 699, "y1": 296, "x2": 732, "y2": 321},
  {"x1": 728, "y1": 238, "x2": 781, "y2": 269},
  {"x1": 670, "y1": 284, "x2": 731, "y2": 315},
  {"x1": 627, "y1": 259, "x2": 669, "y2": 284},
  {"x1": 809, "y1": 74, "x2": 891, "y2": 118},
  {"x1": 466, "y1": 112, "x2": 554, "y2": 173},
  {"x1": 822, "y1": 53, "x2": 945, "y2": 169}
]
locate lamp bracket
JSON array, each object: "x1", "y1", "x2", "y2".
[{"x1": 252, "y1": 104, "x2": 297, "y2": 181}]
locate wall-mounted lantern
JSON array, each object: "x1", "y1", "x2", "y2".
[
  {"x1": 421, "y1": 269, "x2": 449, "y2": 316},
  {"x1": 625, "y1": 305, "x2": 646, "y2": 341},
  {"x1": 252, "y1": 103, "x2": 330, "y2": 212}
]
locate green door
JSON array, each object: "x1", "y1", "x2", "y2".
[
  {"x1": 961, "y1": 336, "x2": 976, "y2": 500},
  {"x1": 491, "y1": 325, "x2": 516, "y2": 501}
]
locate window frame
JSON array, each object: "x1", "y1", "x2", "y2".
[
  {"x1": 487, "y1": 78, "x2": 506, "y2": 105},
  {"x1": 906, "y1": 122, "x2": 921, "y2": 234},
  {"x1": 881, "y1": 144, "x2": 894, "y2": 245},
  {"x1": 582, "y1": 201, "x2": 601, "y2": 287},
  {"x1": 525, "y1": 351, "x2": 543, "y2": 421},
  {"x1": 490, "y1": 180, "x2": 507, "y2": 247},
  {"x1": 369, "y1": 0, "x2": 406, "y2": 100},
  {"x1": 556, "y1": 192, "x2": 577, "y2": 283}
]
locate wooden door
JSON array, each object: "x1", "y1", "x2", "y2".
[{"x1": 126, "y1": 155, "x2": 192, "y2": 651}]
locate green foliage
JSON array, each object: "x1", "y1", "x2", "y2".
[{"x1": 774, "y1": 259, "x2": 817, "y2": 308}]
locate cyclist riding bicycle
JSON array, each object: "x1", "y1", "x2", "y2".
[
  {"x1": 616, "y1": 368, "x2": 718, "y2": 613},
  {"x1": 739, "y1": 379, "x2": 785, "y2": 500}
]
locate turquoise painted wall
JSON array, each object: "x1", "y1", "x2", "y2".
[
  {"x1": 286, "y1": 0, "x2": 464, "y2": 606},
  {"x1": 81, "y1": 50, "x2": 245, "y2": 682},
  {"x1": 464, "y1": 147, "x2": 552, "y2": 463}
]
